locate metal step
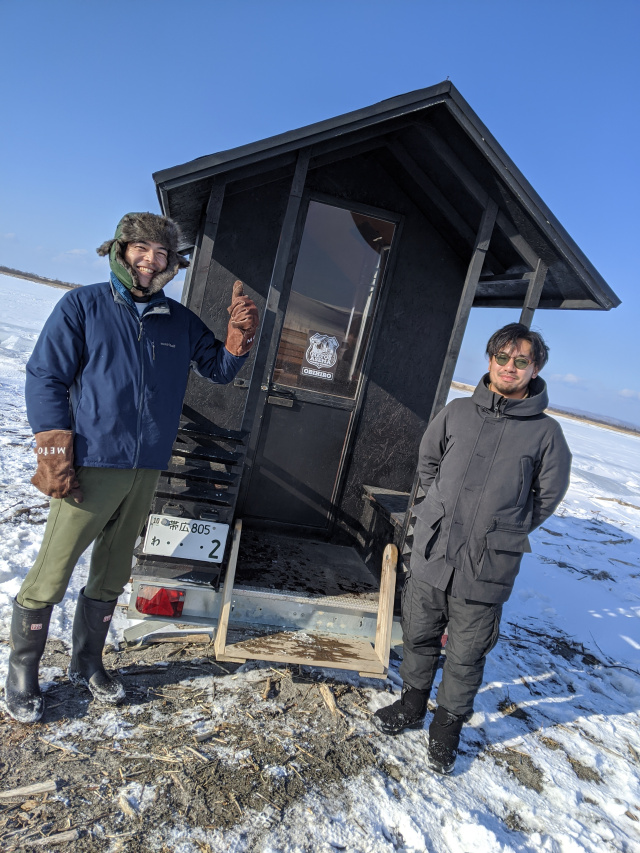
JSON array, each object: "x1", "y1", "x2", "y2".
[{"x1": 135, "y1": 413, "x2": 251, "y2": 583}]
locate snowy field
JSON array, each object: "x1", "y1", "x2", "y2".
[{"x1": 0, "y1": 275, "x2": 639, "y2": 852}]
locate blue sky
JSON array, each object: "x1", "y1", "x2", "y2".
[{"x1": 1, "y1": 0, "x2": 638, "y2": 425}]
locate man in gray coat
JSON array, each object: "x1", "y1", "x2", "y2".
[{"x1": 374, "y1": 323, "x2": 571, "y2": 774}]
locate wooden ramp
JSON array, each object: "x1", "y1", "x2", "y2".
[
  {"x1": 220, "y1": 631, "x2": 386, "y2": 677},
  {"x1": 215, "y1": 522, "x2": 398, "y2": 679}
]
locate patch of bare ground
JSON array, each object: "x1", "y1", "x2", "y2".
[
  {"x1": 503, "y1": 810, "x2": 529, "y2": 833},
  {"x1": 0, "y1": 638, "x2": 383, "y2": 851},
  {"x1": 487, "y1": 747, "x2": 545, "y2": 794},
  {"x1": 567, "y1": 757, "x2": 603, "y2": 784}
]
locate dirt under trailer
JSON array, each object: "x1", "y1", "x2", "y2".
[{"x1": 125, "y1": 81, "x2": 619, "y2": 678}]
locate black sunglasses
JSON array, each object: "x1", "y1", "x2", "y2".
[{"x1": 494, "y1": 352, "x2": 532, "y2": 370}]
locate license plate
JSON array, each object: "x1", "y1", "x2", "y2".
[{"x1": 143, "y1": 514, "x2": 229, "y2": 563}]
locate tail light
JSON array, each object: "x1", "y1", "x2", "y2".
[{"x1": 136, "y1": 585, "x2": 185, "y2": 618}]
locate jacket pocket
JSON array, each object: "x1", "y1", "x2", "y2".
[
  {"x1": 516, "y1": 456, "x2": 534, "y2": 506},
  {"x1": 478, "y1": 527, "x2": 531, "y2": 586},
  {"x1": 411, "y1": 494, "x2": 445, "y2": 562}
]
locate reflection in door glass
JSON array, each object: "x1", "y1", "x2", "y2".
[{"x1": 272, "y1": 201, "x2": 396, "y2": 399}]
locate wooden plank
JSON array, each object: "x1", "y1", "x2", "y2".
[
  {"x1": 184, "y1": 182, "x2": 225, "y2": 317},
  {"x1": 419, "y1": 125, "x2": 539, "y2": 269},
  {"x1": 0, "y1": 780, "x2": 57, "y2": 798},
  {"x1": 213, "y1": 518, "x2": 242, "y2": 659},
  {"x1": 374, "y1": 544, "x2": 398, "y2": 669},
  {"x1": 223, "y1": 630, "x2": 385, "y2": 673},
  {"x1": 519, "y1": 258, "x2": 548, "y2": 327}
]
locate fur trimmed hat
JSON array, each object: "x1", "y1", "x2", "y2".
[{"x1": 97, "y1": 212, "x2": 190, "y2": 295}]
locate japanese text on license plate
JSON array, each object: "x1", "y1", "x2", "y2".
[{"x1": 142, "y1": 514, "x2": 229, "y2": 563}]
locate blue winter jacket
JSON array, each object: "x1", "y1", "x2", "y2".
[{"x1": 25, "y1": 276, "x2": 247, "y2": 469}]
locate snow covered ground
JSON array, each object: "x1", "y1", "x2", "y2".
[{"x1": 0, "y1": 275, "x2": 639, "y2": 852}]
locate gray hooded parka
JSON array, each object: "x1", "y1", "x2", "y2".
[{"x1": 410, "y1": 375, "x2": 572, "y2": 604}]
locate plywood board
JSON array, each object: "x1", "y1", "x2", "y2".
[{"x1": 221, "y1": 630, "x2": 386, "y2": 673}]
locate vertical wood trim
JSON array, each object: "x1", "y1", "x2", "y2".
[
  {"x1": 236, "y1": 149, "x2": 310, "y2": 512},
  {"x1": 261, "y1": 148, "x2": 310, "y2": 349},
  {"x1": 374, "y1": 544, "x2": 398, "y2": 669},
  {"x1": 185, "y1": 182, "x2": 226, "y2": 316},
  {"x1": 213, "y1": 519, "x2": 243, "y2": 660},
  {"x1": 400, "y1": 198, "x2": 498, "y2": 557},
  {"x1": 519, "y1": 258, "x2": 548, "y2": 328},
  {"x1": 178, "y1": 248, "x2": 195, "y2": 306}
]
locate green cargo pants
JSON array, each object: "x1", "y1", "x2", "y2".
[{"x1": 18, "y1": 467, "x2": 160, "y2": 610}]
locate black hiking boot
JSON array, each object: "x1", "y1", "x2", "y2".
[
  {"x1": 68, "y1": 589, "x2": 125, "y2": 704},
  {"x1": 428, "y1": 705, "x2": 465, "y2": 774},
  {"x1": 5, "y1": 600, "x2": 52, "y2": 723},
  {"x1": 373, "y1": 685, "x2": 429, "y2": 735}
]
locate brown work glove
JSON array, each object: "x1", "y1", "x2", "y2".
[
  {"x1": 31, "y1": 430, "x2": 84, "y2": 503},
  {"x1": 225, "y1": 280, "x2": 259, "y2": 357}
]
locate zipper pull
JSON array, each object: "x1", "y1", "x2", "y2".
[
  {"x1": 138, "y1": 322, "x2": 142, "y2": 342},
  {"x1": 152, "y1": 341, "x2": 155, "y2": 360}
]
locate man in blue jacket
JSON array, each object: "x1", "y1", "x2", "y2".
[{"x1": 5, "y1": 212, "x2": 259, "y2": 723}]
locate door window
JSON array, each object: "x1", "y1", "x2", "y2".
[{"x1": 272, "y1": 200, "x2": 396, "y2": 399}]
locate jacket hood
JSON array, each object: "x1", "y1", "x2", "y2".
[
  {"x1": 96, "y1": 212, "x2": 189, "y2": 295},
  {"x1": 472, "y1": 374, "x2": 549, "y2": 417}
]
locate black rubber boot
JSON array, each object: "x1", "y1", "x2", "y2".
[
  {"x1": 5, "y1": 600, "x2": 53, "y2": 723},
  {"x1": 68, "y1": 589, "x2": 125, "y2": 704},
  {"x1": 428, "y1": 705, "x2": 465, "y2": 774},
  {"x1": 373, "y1": 685, "x2": 429, "y2": 735}
]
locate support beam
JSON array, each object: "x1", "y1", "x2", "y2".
[
  {"x1": 373, "y1": 544, "x2": 398, "y2": 670},
  {"x1": 184, "y1": 182, "x2": 226, "y2": 316},
  {"x1": 387, "y1": 139, "x2": 477, "y2": 246},
  {"x1": 385, "y1": 139, "x2": 503, "y2": 272},
  {"x1": 214, "y1": 519, "x2": 245, "y2": 662},
  {"x1": 430, "y1": 198, "x2": 498, "y2": 419},
  {"x1": 479, "y1": 273, "x2": 530, "y2": 286},
  {"x1": 418, "y1": 124, "x2": 539, "y2": 269},
  {"x1": 519, "y1": 258, "x2": 548, "y2": 327}
]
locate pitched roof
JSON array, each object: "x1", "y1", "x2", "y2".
[{"x1": 153, "y1": 81, "x2": 619, "y2": 311}]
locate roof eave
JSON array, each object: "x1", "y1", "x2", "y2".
[
  {"x1": 154, "y1": 82, "x2": 620, "y2": 312},
  {"x1": 153, "y1": 81, "x2": 453, "y2": 192},
  {"x1": 445, "y1": 85, "x2": 620, "y2": 310}
]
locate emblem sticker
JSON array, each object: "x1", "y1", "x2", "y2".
[{"x1": 302, "y1": 331, "x2": 340, "y2": 381}]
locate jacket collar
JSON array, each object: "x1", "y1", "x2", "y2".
[
  {"x1": 110, "y1": 273, "x2": 170, "y2": 315},
  {"x1": 473, "y1": 373, "x2": 549, "y2": 417}
]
